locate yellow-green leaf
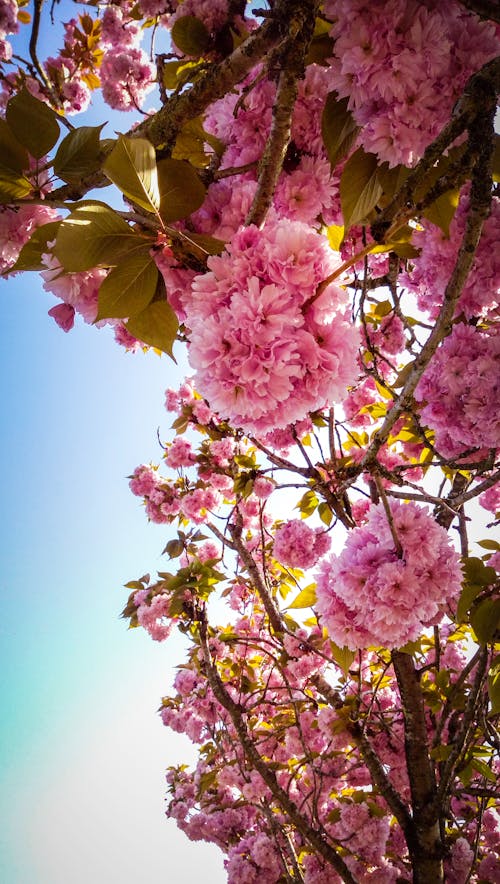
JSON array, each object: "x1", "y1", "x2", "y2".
[
  {"x1": 322, "y1": 93, "x2": 359, "y2": 170},
  {"x1": 471, "y1": 598, "x2": 500, "y2": 645},
  {"x1": 104, "y1": 135, "x2": 160, "y2": 213},
  {"x1": 0, "y1": 167, "x2": 32, "y2": 202},
  {"x1": 53, "y1": 124, "x2": 105, "y2": 182},
  {"x1": 5, "y1": 220, "x2": 61, "y2": 273},
  {"x1": 172, "y1": 117, "x2": 222, "y2": 168},
  {"x1": 330, "y1": 642, "x2": 356, "y2": 677},
  {"x1": 55, "y1": 201, "x2": 141, "y2": 271},
  {"x1": 171, "y1": 15, "x2": 210, "y2": 56},
  {"x1": 6, "y1": 87, "x2": 60, "y2": 159},
  {"x1": 488, "y1": 660, "x2": 500, "y2": 714},
  {"x1": 422, "y1": 188, "x2": 460, "y2": 238},
  {"x1": 340, "y1": 148, "x2": 383, "y2": 230},
  {"x1": 327, "y1": 224, "x2": 344, "y2": 251},
  {"x1": 157, "y1": 158, "x2": 206, "y2": 222},
  {"x1": 287, "y1": 584, "x2": 317, "y2": 609},
  {"x1": 126, "y1": 298, "x2": 178, "y2": 357},
  {"x1": 96, "y1": 253, "x2": 159, "y2": 320}
]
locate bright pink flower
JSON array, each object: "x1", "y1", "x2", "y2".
[
  {"x1": 316, "y1": 501, "x2": 462, "y2": 649},
  {"x1": 274, "y1": 520, "x2": 331, "y2": 570},
  {"x1": 187, "y1": 220, "x2": 360, "y2": 434}
]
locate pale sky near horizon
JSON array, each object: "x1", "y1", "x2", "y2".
[{"x1": 0, "y1": 273, "x2": 226, "y2": 884}]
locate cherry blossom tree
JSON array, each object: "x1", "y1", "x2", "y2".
[{"x1": 1, "y1": 0, "x2": 500, "y2": 880}]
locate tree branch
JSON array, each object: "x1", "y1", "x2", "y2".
[
  {"x1": 392, "y1": 651, "x2": 443, "y2": 882},
  {"x1": 360, "y1": 92, "x2": 497, "y2": 474},
  {"x1": 245, "y1": 0, "x2": 318, "y2": 226},
  {"x1": 199, "y1": 618, "x2": 357, "y2": 884}
]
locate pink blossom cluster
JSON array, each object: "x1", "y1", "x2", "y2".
[
  {"x1": 415, "y1": 322, "x2": 500, "y2": 458},
  {"x1": 136, "y1": 593, "x2": 172, "y2": 641},
  {"x1": 325, "y1": 0, "x2": 499, "y2": 167},
  {"x1": 129, "y1": 464, "x2": 181, "y2": 522},
  {"x1": 402, "y1": 192, "x2": 500, "y2": 321},
  {"x1": 41, "y1": 254, "x2": 107, "y2": 327},
  {"x1": 0, "y1": 0, "x2": 18, "y2": 61},
  {"x1": 186, "y1": 220, "x2": 360, "y2": 434},
  {"x1": 97, "y1": 2, "x2": 155, "y2": 111},
  {"x1": 273, "y1": 520, "x2": 331, "y2": 571},
  {"x1": 315, "y1": 501, "x2": 463, "y2": 649},
  {"x1": 0, "y1": 204, "x2": 58, "y2": 275}
]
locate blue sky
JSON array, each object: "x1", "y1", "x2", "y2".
[
  {"x1": 0, "y1": 272, "x2": 225, "y2": 883},
  {"x1": 1, "y1": 5, "x2": 225, "y2": 880}
]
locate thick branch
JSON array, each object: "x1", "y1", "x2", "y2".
[
  {"x1": 245, "y1": 0, "x2": 318, "y2": 226},
  {"x1": 371, "y1": 56, "x2": 500, "y2": 243},
  {"x1": 456, "y1": 0, "x2": 500, "y2": 24},
  {"x1": 199, "y1": 621, "x2": 357, "y2": 884},
  {"x1": 392, "y1": 651, "x2": 443, "y2": 883},
  {"x1": 49, "y1": 8, "x2": 288, "y2": 202},
  {"x1": 360, "y1": 95, "x2": 497, "y2": 473}
]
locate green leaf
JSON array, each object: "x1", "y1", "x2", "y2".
[
  {"x1": 464, "y1": 557, "x2": 497, "y2": 587},
  {"x1": 377, "y1": 162, "x2": 410, "y2": 202},
  {"x1": 318, "y1": 502, "x2": 332, "y2": 526},
  {"x1": 55, "y1": 201, "x2": 141, "y2": 271},
  {"x1": 422, "y1": 188, "x2": 460, "y2": 238},
  {"x1": 488, "y1": 659, "x2": 500, "y2": 714},
  {"x1": 477, "y1": 539, "x2": 500, "y2": 552},
  {"x1": 5, "y1": 220, "x2": 61, "y2": 273},
  {"x1": 171, "y1": 15, "x2": 210, "y2": 56},
  {"x1": 306, "y1": 32, "x2": 334, "y2": 66},
  {"x1": 6, "y1": 87, "x2": 60, "y2": 159},
  {"x1": 470, "y1": 598, "x2": 500, "y2": 645},
  {"x1": 295, "y1": 490, "x2": 319, "y2": 517},
  {"x1": 126, "y1": 298, "x2": 178, "y2": 356},
  {"x1": 330, "y1": 643, "x2": 356, "y2": 677},
  {"x1": 287, "y1": 584, "x2": 317, "y2": 609},
  {"x1": 96, "y1": 253, "x2": 159, "y2": 320},
  {"x1": 0, "y1": 118, "x2": 29, "y2": 173},
  {"x1": 340, "y1": 148, "x2": 383, "y2": 230},
  {"x1": 0, "y1": 167, "x2": 32, "y2": 202},
  {"x1": 322, "y1": 93, "x2": 359, "y2": 170},
  {"x1": 172, "y1": 117, "x2": 222, "y2": 168},
  {"x1": 471, "y1": 757, "x2": 497, "y2": 783},
  {"x1": 157, "y1": 158, "x2": 206, "y2": 222},
  {"x1": 182, "y1": 231, "x2": 226, "y2": 256},
  {"x1": 327, "y1": 224, "x2": 344, "y2": 251},
  {"x1": 53, "y1": 124, "x2": 105, "y2": 182},
  {"x1": 103, "y1": 135, "x2": 160, "y2": 213}
]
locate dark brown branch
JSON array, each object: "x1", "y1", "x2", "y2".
[
  {"x1": 199, "y1": 620, "x2": 357, "y2": 884},
  {"x1": 245, "y1": 0, "x2": 318, "y2": 226},
  {"x1": 392, "y1": 651, "x2": 443, "y2": 883},
  {"x1": 371, "y1": 56, "x2": 500, "y2": 243},
  {"x1": 360, "y1": 92, "x2": 497, "y2": 473},
  {"x1": 455, "y1": 0, "x2": 500, "y2": 24}
]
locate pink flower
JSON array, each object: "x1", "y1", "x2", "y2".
[
  {"x1": 48, "y1": 303, "x2": 75, "y2": 332},
  {"x1": 316, "y1": 501, "x2": 463, "y2": 649},
  {"x1": 274, "y1": 519, "x2": 331, "y2": 570},
  {"x1": 187, "y1": 220, "x2": 360, "y2": 434}
]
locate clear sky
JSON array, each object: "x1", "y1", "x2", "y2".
[
  {"x1": 1, "y1": 5, "x2": 225, "y2": 880},
  {"x1": 0, "y1": 271, "x2": 225, "y2": 884}
]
